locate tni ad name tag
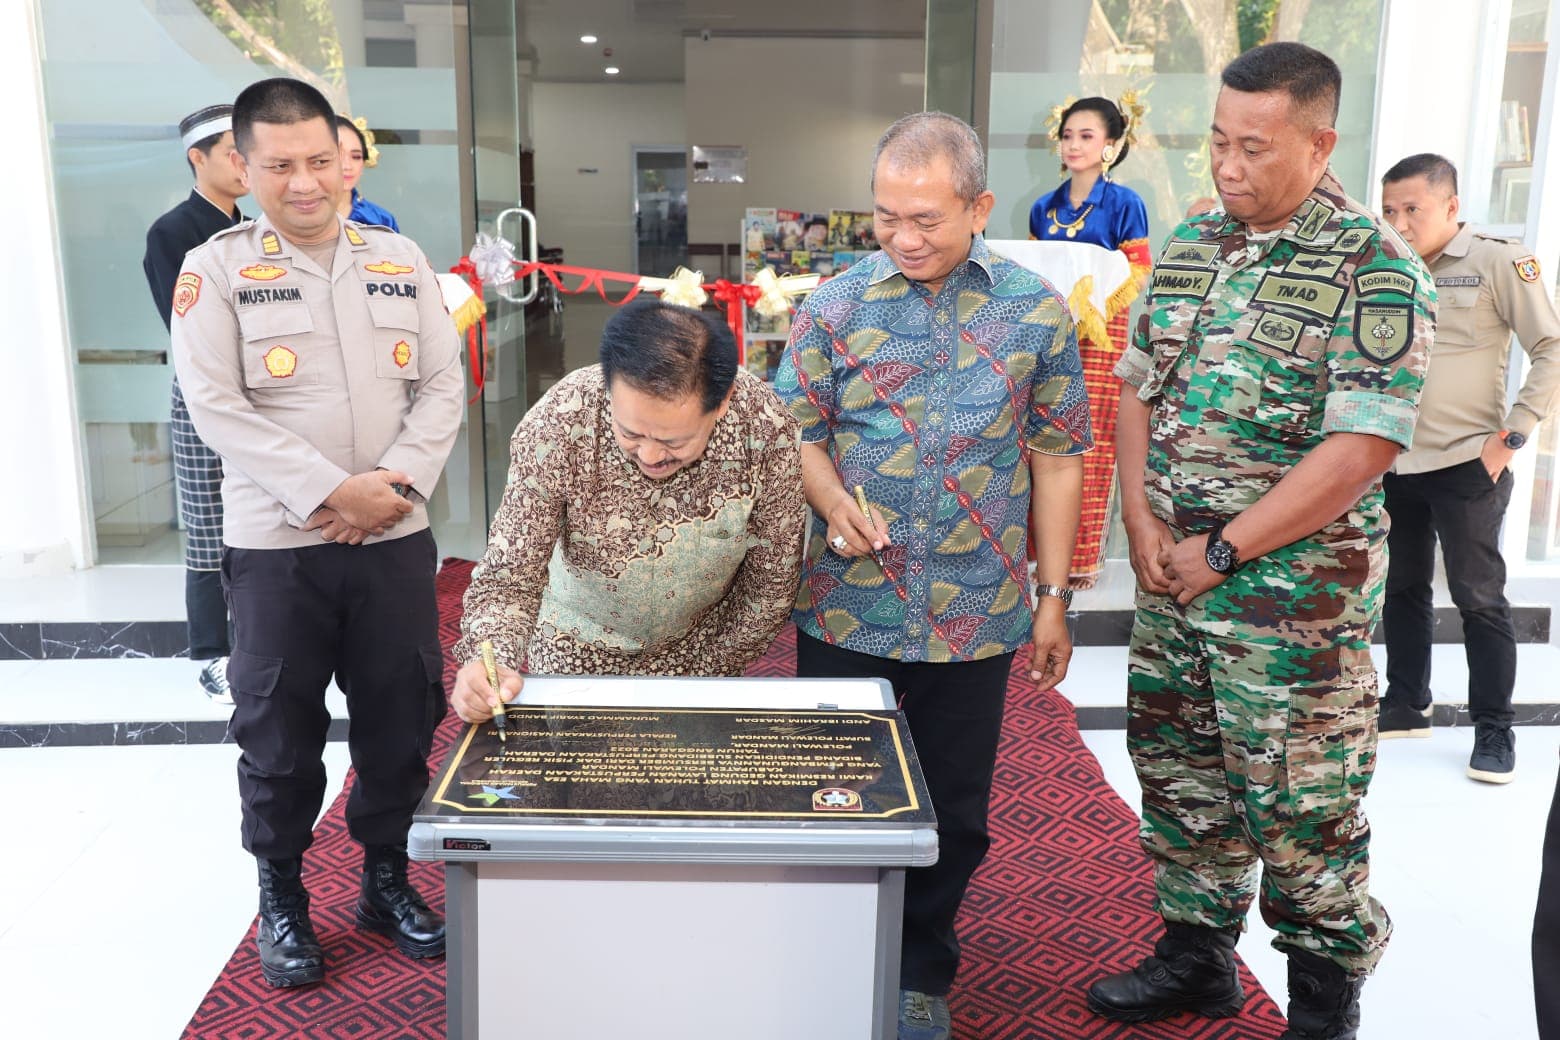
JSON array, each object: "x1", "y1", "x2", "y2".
[{"x1": 1151, "y1": 267, "x2": 1215, "y2": 300}]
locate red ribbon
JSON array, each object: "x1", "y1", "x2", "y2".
[
  {"x1": 450, "y1": 257, "x2": 486, "y2": 403},
  {"x1": 710, "y1": 279, "x2": 763, "y2": 359}
]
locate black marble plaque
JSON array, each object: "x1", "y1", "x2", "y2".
[{"x1": 420, "y1": 705, "x2": 933, "y2": 825}]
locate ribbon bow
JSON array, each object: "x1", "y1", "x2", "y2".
[
  {"x1": 470, "y1": 231, "x2": 516, "y2": 287},
  {"x1": 711, "y1": 278, "x2": 763, "y2": 308},
  {"x1": 640, "y1": 266, "x2": 708, "y2": 309}
]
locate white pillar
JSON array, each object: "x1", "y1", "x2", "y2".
[{"x1": 0, "y1": 2, "x2": 92, "y2": 578}]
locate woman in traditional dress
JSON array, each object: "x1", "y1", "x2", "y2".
[
  {"x1": 335, "y1": 114, "x2": 400, "y2": 231},
  {"x1": 1028, "y1": 94, "x2": 1151, "y2": 588}
]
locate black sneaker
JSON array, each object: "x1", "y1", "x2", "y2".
[
  {"x1": 1467, "y1": 725, "x2": 1516, "y2": 784},
  {"x1": 199, "y1": 656, "x2": 234, "y2": 705},
  {"x1": 1377, "y1": 699, "x2": 1431, "y2": 740}
]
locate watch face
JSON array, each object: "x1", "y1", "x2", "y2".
[
  {"x1": 1504, "y1": 431, "x2": 1526, "y2": 450},
  {"x1": 1206, "y1": 540, "x2": 1234, "y2": 574}
]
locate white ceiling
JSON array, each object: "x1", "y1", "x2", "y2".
[{"x1": 517, "y1": 0, "x2": 926, "y2": 83}]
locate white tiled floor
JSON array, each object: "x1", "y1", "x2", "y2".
[
  {"x1": 2, "y1": 557, "x2": 1556, "y2": 1038},
  {"x1": 1082, "y1": 726, "x2": 1558, "y2": 1040}
]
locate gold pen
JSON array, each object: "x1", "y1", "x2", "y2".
[
  {"x1": 478, "y1": 639, "x2": 508, "y2": 743},
  {"x1": 853, "y1": 484, "x2": 874, "y2": 527}
]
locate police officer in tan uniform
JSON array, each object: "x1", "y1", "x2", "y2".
[
  {"x1": 1378, "y1": 154, "x2": 1560, "y2": 784},
  {"x1": 171, "y1": 78, "x2": 463, "y2": 988}
]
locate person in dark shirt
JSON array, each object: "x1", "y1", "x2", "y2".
[{"x1": 141, "y1": 103, "x2": 247, "y2": 701}]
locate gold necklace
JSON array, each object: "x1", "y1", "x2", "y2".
[{"x1": 1047, "y1": 205, "x2": 1094, "y2": 239}]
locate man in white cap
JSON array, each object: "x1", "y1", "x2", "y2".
[{"x1": 142, "y1": 103, "x2": 248, "y2": 702}]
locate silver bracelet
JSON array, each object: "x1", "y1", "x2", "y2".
[{"x1": 1034, "y1": 583, "x2": 1074, "y2": 607}]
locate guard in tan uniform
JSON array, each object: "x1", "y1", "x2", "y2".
[
  {"x1": 171, "y1": 78, "x2": 463, "y2": 988},
  {"x1": 1378, "y1": 154, "x2": 1560, "y2": 782}
]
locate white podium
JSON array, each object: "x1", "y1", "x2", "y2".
[{"x1": 409, "y1": 676, "x2": 938, "y2": 1040}]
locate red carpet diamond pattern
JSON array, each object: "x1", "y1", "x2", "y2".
[{"x1": 183, "y1": 559, "x2": 1286, "y2": 1039}]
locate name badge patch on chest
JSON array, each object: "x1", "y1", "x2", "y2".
[
  {"x1": 1251, "y1": 274, "x2": 1345, "y2": 320},
  {"x1": 1436, "y1": 275, "x2": 1481, "y2": 288},
  {"x1": 1151, "y1": 267, "x2": 1215, "y2": 300},
  {"x1": 1354, "y1": 303, "x2": 1414, "y2": 364}
]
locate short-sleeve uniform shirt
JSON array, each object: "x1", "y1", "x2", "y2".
[
  {"x1": 774, "y1": 235, "x2": 1093, "y2": 663},
  {"x1": 1115, "y1": 169, "x2": 1434, "y2": 561}
]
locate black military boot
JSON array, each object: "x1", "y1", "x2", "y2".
[
  {"x1": 1087, "y1": 922, "x2": 1246, "y2": 1022},
  {"x1": 256, "y1": 857, "x2": 326, "y2": 988},
  {"x1": 355, "y1": 844, "x2": 446, "y2": 959},
  {"x1": 1280, "y1": 950, "x2": 1365, "y2": 1039}
]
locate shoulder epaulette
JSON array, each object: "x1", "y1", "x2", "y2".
[
  {"x1": 1473, "y1": 233, "x2": 1522, "y2": 246},
  {"x1": 209, "y1": 219, "x2": 256, "y2": 242}
]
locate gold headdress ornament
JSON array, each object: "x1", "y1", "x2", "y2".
[
  {"x1": 1046, "y1": 88, "x2": 1151, "y2": 149},
  {"x1": 344, "y1": 114, "x2": 380, "y2": 168}
]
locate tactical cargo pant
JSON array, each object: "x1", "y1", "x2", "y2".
[{"x1": 1126, "y1": 548, "x2": 1393, "y2": 975}]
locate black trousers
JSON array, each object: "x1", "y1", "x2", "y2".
[
  {"x1": 1382, "y1": 461, "x2": 1516, "y2": 727},
  {"x1": 222, "y1": 530, "x2": 446, "y2": 860},
  {"x1": 1537, "y1": 755, "x2": 1560, "y2": 1039},
  {"x1": 186, "y1": 568, "x2": 231, "y2": 661},
  {"x1": 796, "y1": 631, "x2": 1013, "y2": 997}
]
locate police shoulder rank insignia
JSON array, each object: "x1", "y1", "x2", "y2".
[
  {"x1": 1355, "y1": 302, "x2": 1413, "y2": 364},
  {"x1": 393, "y1": 340, "x2": 412, "y2": 368},
  {"x1": 172, "y1": 273, "x2": 201, "y2": 317},
  {"x1": 261, "y1": 232, "x2": 282, "y2": 257},
  {"x1": 238, "y1": 263, "x2": 287, "y2": 282},
  {"x1": 1515, "y1": 255, "x2": 1542, "y2": 283},
  {"x1": 262, "y1": 345, "x2": 298, "y2": 379},
  {"x1": 365, "y1": 259, "x2": 415, "y2": 276},
  {"x1": 344, "y1": 225, "x2": 367, "y2": 247}
]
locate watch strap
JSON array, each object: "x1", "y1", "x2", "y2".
[{"x1": 1034, "y1": 583, "x2": 1074, "y2": 607}]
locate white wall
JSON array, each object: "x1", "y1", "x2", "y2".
[
  {"x1": 1368, "y1": 0, "x2": 1491, "y2": 210},
  {"x1": 684, "y1": 36, "x2": 926, "y2": 244},
  {"x1": 1, "y1": 2, "x2": 91, "y2": 577},
  {"x1": 532, "y1": 82, "x2": 685, "y2": 275}
]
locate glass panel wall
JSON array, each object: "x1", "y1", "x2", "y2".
[{"x1": 38, "y1": 0, "x2": 469, "y2": 564}]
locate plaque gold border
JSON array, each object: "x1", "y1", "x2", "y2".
[{"x1": 430, "y1": 706, "x2": 923, "y2": 819}]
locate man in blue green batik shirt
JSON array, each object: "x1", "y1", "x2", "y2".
[{"x1": 773, "y1": 111, "x2": 1091, "y2": 1040}]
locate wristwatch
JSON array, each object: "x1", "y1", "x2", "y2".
[
  {"x1": 1501, "y1": 429, "x2": 1526, "y2": 450},
  {"x1": 1034, "y1": 583, "x2": 1074, "y2": 607},
  {"x1": 1204, "y1": 521, "x2": 1241, "y2": 575}
]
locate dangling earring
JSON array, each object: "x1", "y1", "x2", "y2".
[
  {"x1": 1100, "y1": 145, "x2": 1116, "y2": 172},
  {"x1": 1060, "y1": 161, "x2": 1068, "y2": 177}
]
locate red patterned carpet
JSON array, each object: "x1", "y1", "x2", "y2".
[{"x1": 183, "y1": 559, "x2": 1286, "y2": 1039}]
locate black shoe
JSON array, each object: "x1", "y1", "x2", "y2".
[
  {"x1": 1467, "y1": 724, "x2": 1516, "y2": 784},
  {"x1": 1377, "y1": 699, "x2": 1431, "y2": 739},
  {"x1": 256, "y1": 857, "x2": 326, "y2": 988},
  {"x1": 355, "y1": 844, "x2": 446, "y2": 959},
  {"x1": 1086, "y1": 922, "x2": 1246, "y2": 1022},
  {"x1": 1279, "y1": 949, "x2": 1364, "y2": 1039}
]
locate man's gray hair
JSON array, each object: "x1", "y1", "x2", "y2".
[{"x1": 872, "y1": 111, "x2": 987, "y2": 204}]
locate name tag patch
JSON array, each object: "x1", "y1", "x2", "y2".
[
  {"x1": 1251, "y1": 274, "x2": 1346, "y2": 320},
  {"x1": 1354, "y1": 303, "x2": 1414, "y2": 364},
  {"x1": 1151, "y1": 267, "x2": 1215, "y2": 300},
  {"x1": 236, "y1": 286, "x2": 304, "y2": 306},
  {"x1": 1436, "y1": 275, "x2": 1481, "y2": 287},
  {"x1": 366, "y1": 282, "x2": 418, "y2": 299},
  {"x1": 1355, "y1": 270, "x2": 1416, "y2": 297}
]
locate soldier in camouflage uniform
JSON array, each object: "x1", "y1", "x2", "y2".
[{"x1": 1084, "y1": 44, "x2": 1434, "y2": 1040}]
